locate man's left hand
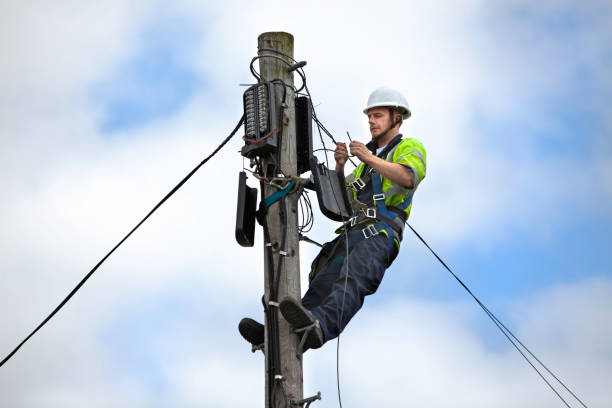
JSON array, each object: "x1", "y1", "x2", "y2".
[{"x1": 349, "y1": 141, "x2": 373, "y2": 163}]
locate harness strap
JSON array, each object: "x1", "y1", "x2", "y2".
[
  {"x1": 371, "y1": 171, "x2": 412, "y2": 218},
  {"x1": 346, "y1": 220, "x2": 397, "y2": 250},
  {"x1": 345, "y1": 208, "x2": 404, "y2": 239}
]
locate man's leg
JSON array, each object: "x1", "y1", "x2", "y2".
[
  {"x1": 307, "y1": 233, "x2": 394, "y2": 342},
  {"x1": 301, "y1": 249, "x2": 347, "y2": 310}
]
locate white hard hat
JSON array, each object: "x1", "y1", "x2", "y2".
[{"x1": 363, "y1": 87, "x2": 411, "y2": 119}]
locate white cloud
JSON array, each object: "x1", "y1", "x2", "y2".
[{"x1": 307, "y1": 276, "x2": 612, "y2": 407}]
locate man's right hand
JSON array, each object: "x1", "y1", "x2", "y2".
[{"x1": 334, "y1": 142, "x2": 348, "y2": 171}]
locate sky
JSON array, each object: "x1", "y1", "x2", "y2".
[{"x1": 0, "y1": 0, "x2": 611, "y2": 407}]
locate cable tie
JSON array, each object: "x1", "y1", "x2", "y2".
[
  {"x1": 279, "y1": 250, "x2": 289, "y2": 256},
  {"x1": 274, "y1": 375, "x2": 285, "y2": 381},
  {"x1": 268, "y1": 301, "x2": 280, "y2": 307}
]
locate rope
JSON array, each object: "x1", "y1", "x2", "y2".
[{"x1": 0, "y1": 115, "x2": 245, "y2": 368}]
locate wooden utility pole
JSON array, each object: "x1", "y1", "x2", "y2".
[{"x1": 258, "y1": 32, "x2": 303, "y2": 407}]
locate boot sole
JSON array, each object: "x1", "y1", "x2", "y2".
[
  {"x1": 279, "y1": 298, "x2": 324, "y2": 349},
  {"x1": 238, "y1": 318, "x2": 264, "y2": 346}
]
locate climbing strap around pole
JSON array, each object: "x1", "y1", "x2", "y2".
[{"x1": 263, "y1": 180, "x2": 297, "y2": 208}]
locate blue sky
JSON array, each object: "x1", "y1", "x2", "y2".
[
  {"x1": 0, "y1": 1, "x2": 610, "y2": 407},
  {"x1": 95, "y1": 15, "x2": 204, "y2": 132}
]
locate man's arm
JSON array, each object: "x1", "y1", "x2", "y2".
[{"x1": 349, "y1": 141, "x2": 414, "y2": 188}]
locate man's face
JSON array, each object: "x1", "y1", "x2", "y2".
[{"x1": 367, "y1": 107, "x2": 394, "y2": 138}]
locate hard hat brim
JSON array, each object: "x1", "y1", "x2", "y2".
[{"x1": 364, "y1": 103, "x2": 411, "y2": 120}]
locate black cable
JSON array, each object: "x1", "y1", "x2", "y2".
[
  {"x1": 272, "y1": 78, "x2": 289, "y2": 174},
  {"x1": 274, "y1": 198, "x2": 288, "y2": 303},
  {"x1": 297, "y1": 187, "x2": 314, "y2": 234},
  {"x1": 250, "y1": 54, "x2": 306, "y2": 93},
  {"x1": 300, "y1": 191, "x2": 314, "y2": 233},
  {"x1": 304, "y1": 80, "x2": 586, "y2": 407},
  {"x1": 301, "y1": 81, "x2": 332, "y2": 167},
  {"x1": 310, "y1": 115, "x2": 353, "y2": 408},
  {"x1": 258, "y1": 48, "x2": 307, "y2": 96},
  {"x1": 314, "y1": 116, "x2": 331, "y2": 166},
  {"x1": 258, "y1": 47, "x2": 296, "y2": 62},
  {"x1": 253, "y1": 158, "x2": 279, "y2": 408},
  {"x1": 262, "y1": 219, "x2": 280, "y2": 408},
  {"x1": 306, "y1": 88, "x2": 357, "y2": 168},
  {"x1": 309, "y1": 110, "x2": 353, "y2": 408},
  {"x1": 0, "y1": 115, "x2": 245, "y2": 369},
  {"x1": 258, "y1": 162, "x2": 293, "y2": 408},
  {"x1": 405, "y1": 222, "x2": 589, "y2": 408},
  {"x1": 336, "y1": 232, "x2": 350, "y2": 408}
]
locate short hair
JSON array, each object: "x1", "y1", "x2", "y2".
[{"x1": 388, "y1": 107, "x2": 403, "y2": 126}]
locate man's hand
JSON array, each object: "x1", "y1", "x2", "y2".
[
  {"x1": 334, "y1": 142, "x2": 349, "y2": 171},
  {"x1": 350, "y1": 141, "x2": 414, "y2": 188},
  {"x1": 349, "y1": 141, "x2": 373, "y2": 164}
]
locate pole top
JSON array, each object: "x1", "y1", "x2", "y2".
[
  {"x1": 258, "y1": 31, "x2": 294, "y2": 41},
  {"x1": 258, "y1": 32, "x2": 294, "y2": 57}
]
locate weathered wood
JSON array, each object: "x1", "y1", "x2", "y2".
[{"x1": 258, "y1": 32, "x2": 303, "y2": 408}]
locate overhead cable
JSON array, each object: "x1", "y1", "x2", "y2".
[
  {"x1": 0, "y1": 115, "x2": 245, "y2": 368},
  {"x1": 311, "y1": 106, "x2": 588, "y2": 407},
  {"x1": 406, "y1": 222, "x2": 589, "y2": 408}
]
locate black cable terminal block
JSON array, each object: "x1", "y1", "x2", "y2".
[
  {"x1": 235, "y1": 171, "x2": 258, "y2": 247},
  {"x1": 309, "y1": 158, "x2": 352, "y2": 221},
  {"x1": 295, "y1": 96, "x2": 313, "y2": 176},
  {"x1": 241, "y1": 82, "x2": 278, "y2": 158}
]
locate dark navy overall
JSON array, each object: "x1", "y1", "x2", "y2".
[{"x1": 301, "y1": 135, "x2": 410, "y2": 343}]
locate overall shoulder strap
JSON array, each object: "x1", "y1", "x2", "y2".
[{"x1": 363, "y1": 136, "x2": 403, "y2": 176}]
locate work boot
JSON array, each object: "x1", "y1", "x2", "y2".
[
  {"x1": 279, "y1": 296, "x2": 324, "y2": 350},
  {"x1": 238, "y1": 318, "x2": 264, "y2": 350}
]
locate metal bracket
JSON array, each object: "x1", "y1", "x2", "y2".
[
  {"x1": 350, "y1": 177, "x2": 366, "y2": 191},
  {"x1": 291, "y1": 392, "x2": 322, "y2": 408},
  {"x1": 251, "y1": 343, "x2": 264, "y2": 354},
  {"x1": 362, "y1": 224, "x2": 379, "y2": 239},
  {"x1": 364, "y1": 207, "x2": 377, "y2": 218},
  {"x1": 266, "y1": 241, "x2": 281, "y2": 252},
  {"x1": 294, "y1": 320, "x2": 320, "y2": 360}
]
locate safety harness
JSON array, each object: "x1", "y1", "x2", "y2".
[{"x1": 344, "y1": 135, "x2": 413, "y2": 250}]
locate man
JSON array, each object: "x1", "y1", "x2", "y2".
[{"x1": 239, "y1": 87, "x2": 427, "y2": 352}]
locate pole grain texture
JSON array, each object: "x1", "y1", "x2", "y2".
[{"x1": 258, "y1": 32, "x2": 303, "y2": 407}]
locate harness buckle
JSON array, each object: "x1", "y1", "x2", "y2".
[
  {"x1": 362, "y1": 224, "x2": 379, "y2": 239},
  {"x1": 351, "y1": 178, "x2": 366, "y2": 191},
  {"x1": 349, "y1": 216, "x2": 357, "y2": 227},
  {"x1": 373, "y1": 193, "x2": 385, "y2": 201},
  {"x1": 364, "y1": 208, "x2": 377, "y2": 218}
]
